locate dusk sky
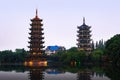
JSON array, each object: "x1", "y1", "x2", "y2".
[{"x1": 0, "y1": 0, "x2": 120, "y2": 51}]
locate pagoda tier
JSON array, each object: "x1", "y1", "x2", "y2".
[
  {"x1": 29, "y1": 50, "x2": 44, "y2": 53},
  {"x1": 28, "y1": 37, "x2": 44, "y2": 40},
  {"x1": 28, "y1": 45, "x2": 45, "y2": 49},
  {"x1": 77, "y1": 30, "x2": 91, "y2": 34},
  {"x1": 28, "y1": 41, "x2": 44, "y2": 44},
  {"x1": 29, "y1": 33, "x2": 44, "y2": 35},
  {"x1": 77, "y1": 35, "x2": 91, "y2": 38},
  {"x1": 77, "y1": 18, "x2": 92, "y2": 54},
  {"x1": 29, "y1": 28, "x2": 43, "y2": 31},
  {"x1": 77, "y1": 26, "x2": 91, "y2": 29}
]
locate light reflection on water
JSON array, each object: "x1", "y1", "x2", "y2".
[
  {"x1": 44, "y1": 72, "x2": 76, "y2": 80},
  {"x1": 0, "y1": 65, "x2": 111, "y2": 80}
]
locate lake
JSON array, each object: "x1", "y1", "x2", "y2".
[{"x1": 0, "y1": 64, "x2": 119, "y2": 80}]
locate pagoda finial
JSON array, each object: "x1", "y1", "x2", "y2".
[
  {"x1": 36, "y1": 9, "x2": 38, "y2": 18},
  {"x1": 83, "y1": 17, "x2": 85, "y2": 24}
]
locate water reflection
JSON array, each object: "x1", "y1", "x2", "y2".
[
  {"x1": 0, "y1": 64, "x2": 118, "y2": 80},
  {"x1": 46, "y1": 68, "x2": 65, "y2": 74},
  {"x1": 104, "y1": 65, "x2": 120, "y2": 80},
  {"x1": 28, "y1": 67, "x2": 45, "y2": 80},
  {"x1": 77, "y1": 70, "x2": 91, "y2": 80}
]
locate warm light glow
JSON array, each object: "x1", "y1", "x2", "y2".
[
  {"x1": 38, "y1": 61, "x2": 47, "y2": 66},
  {"x1": 71, "y1": 61, "x2": 76, "y2": 66},
  {"x1": 33, "y1": 52, "x2": 36, "y2": 55},
  {"x1": 44, "y1": 61, "x2": 47, "y2": 66},
  {"x1": 44, "y1": 61, "x2": 47, "y2": 64},
  {"x1": 79, "y1": 48, "x2": 84, "y2": 50},
  {"x1": 29, "y1": 61, "x2": 33, "y2": 66},
  {"x1": 24, "y1": 61, "x2": 27, "y2": 66},
  {"x1": 24, "y1": 60, "x2": 47, "y2": 66},
  {"x1": 38, "y1": 61, "x2": 40, "y2": 65},
  {"x1": 38, "y1": 52, "x2": 42, "y2": 54}
]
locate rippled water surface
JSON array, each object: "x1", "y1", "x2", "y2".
[{"x1": 0, "y1": 64, "x2": 118, "y2": 80}]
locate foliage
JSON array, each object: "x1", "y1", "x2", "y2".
[
  {"x1": 49, "y1": 47, "x2": 87, "y2": 64},
  {"x1": 91, "y1": 49, "x2": 104, "y2": 61},
  {"x1": 0, "y1": 49, "x2": 28, "y2": 63},
  {"x1": 105, "y1": 34, "x2": 120, "y2": 65},
  {"x1": 95, "y1": 39, "x2": 105, "y2": 49},
  {"x1": 0, "y1": 46, "x2": 107, "y2": 64},
  {"x1": 49, "y1": 46, "x2": 108, "y2": 64}
]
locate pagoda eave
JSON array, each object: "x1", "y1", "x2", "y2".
[
  {"x1": 28, "y1": 46, "x2": 45, "y2": 48},
  {"x1": 30, "y1": 23, "x2": 43, "y2": 26},
  {"x1": 29, "y1": 33, "x2": 44, "y2": 35},
  {"x1": 31, "y1": 18, "x2": 43, "y2": 21},
  {"x1": 29, "y1": 28, "x2": 43, "y2": 31}
]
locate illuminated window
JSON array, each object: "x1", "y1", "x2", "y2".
[
  {"x1": 33, "y1": 52, "x2": 36, "y2": 55},
  {"x1": 29, "y1": 61, "x2": 33, "y2": 66}
]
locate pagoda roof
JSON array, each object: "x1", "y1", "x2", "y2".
[
  {"x1": 78, "y1": 17, "x2": 91, "y2": 29},
  {"x1": 32, "y1": 9, "x2": 41, "y2": 20}
]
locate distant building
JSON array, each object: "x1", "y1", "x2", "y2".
[
  {"x1": 45, "y1": 45, "x2": 66, "y2": 55},
  {"x1": 77, "y1": 18, "x2": 92, "y2": 54}
]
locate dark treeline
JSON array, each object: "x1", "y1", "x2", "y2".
[
  {"x1": 91, "y1": 39, "x2": 105, "y2": 50},
  {"x1": 105, "y1": 34, "x2": 120, "y2": 66},
  {"x1": 0, "y1": 34, "x2": 120, "y2": 66},
  {"x1": 49, "y1": 47, "x2": 105, "y2": 65},
  {"x1": 0, "y1": 48, "x2": 105, "y2": 65},
  {"x1": 0, "y1": 49, "x2": 28, "y2": 64}
]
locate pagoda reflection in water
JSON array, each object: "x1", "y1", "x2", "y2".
[
  {"x1": 28, "y1": 67, "x2": 45, "y2": 80},
  {"x1": 77, "y1": 71, "x2": 92, "y2": 80}
]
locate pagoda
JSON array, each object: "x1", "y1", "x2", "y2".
[
  {"x1": 24, "y1": 9, "x2": 47, "y2": 66},
  {"x1": 77, "y1": 18, "x2": 92, "y2": 54}
]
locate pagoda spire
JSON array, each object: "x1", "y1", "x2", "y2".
[
  {"x1": 35, "y1": 9, "x2": 38, "y2": 18},
  {"x1": 83, "y1": 17, "x2": 85, "y2": 25},
  {"x1": 32, "y1": 9, "x2": 40, "y2": 20}
]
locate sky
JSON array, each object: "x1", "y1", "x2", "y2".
[{"x1": 0, "y1": 0, "x2": 120, "y2": 51}]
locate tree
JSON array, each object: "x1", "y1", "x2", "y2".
[
  {"x1": 105, "y1": 34, "x2": 120, "y2": 66},
  {"x1": 95, "y1": 39, "x2": 105, "y2": 49},
  {"x1": 91, "y1": 40, "x2": 95, "y2": 50},
  {"x1": 0, "y1": 49, "x2": 29, "y2": 64},
  {"x1": 61, "y1": 47, "x2": 87, "y2": 64},
  {"x1": 91, "y1": 49, "x2": 104, "y2": 62},
  {"x1": 67, "y1": 47, "x2": 78, "y2": 52}
]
